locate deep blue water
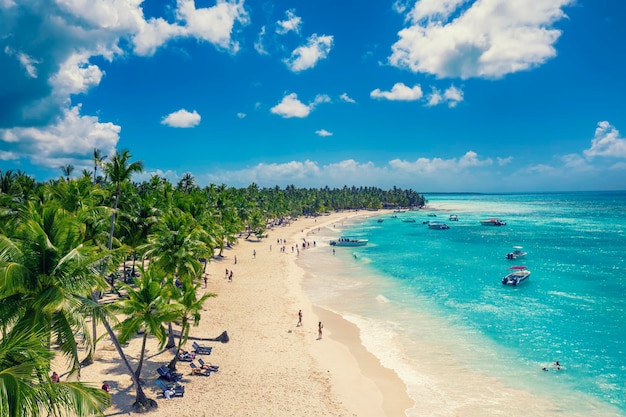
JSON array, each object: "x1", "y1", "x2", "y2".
[{"x1": 300, "y1": 191, "x2": 626, "y2": 416}]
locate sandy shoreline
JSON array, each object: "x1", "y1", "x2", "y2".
[{"x1": 67, "y1": 210, "x2": 411, "y2": 416}]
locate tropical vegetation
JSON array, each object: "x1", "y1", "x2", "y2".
[{"x1": 0, "y1": 150, "x2": 425, "y2": 415}]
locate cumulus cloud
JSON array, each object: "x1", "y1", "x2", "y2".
[
  {"x1": 284, "y1": 34, "x2": 333, "y2": 72},
  {"x1": 0, "y1": 105, "x2": 120, "y2": 168},
  {"x1": 389, "y1": 0, "x2": 574, "y2": 79},
  {"x1": 276, "y1": 9, "x2": 302, "y2": 35},
  {"x1": 270, "y1": 93, "x2": 330, "y2": 118},
  {"x1": 0, "y1": 0, "x2": 248, "y2": 171},
  {"x1": 237, "y1": 112, "x2": 247, "y2": 119},
  {"x1": 316, "y1": 129, "x2": 333, "y2": 137},
  {"x1": 583, "y1": 121, "x2": 626, "y2": 159},
  {"x1": 161, "y1": 109, "x2": 201, "y2": 128},
  {"x1": 370, "y1": 83, "x2": 423, "y2": 101}
]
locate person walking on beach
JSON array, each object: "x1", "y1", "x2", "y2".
[
  {"x1": 297, "y1": 310, "x2": 302, "y2": 327},
  {"x1": 228, "y1": 271, "x2": 233, "y2": 282},
  {"x1": 203, "y1": 275, "x2": 208, "y2": 288},
  {"x1": 318, "y1": 321, "x2": 323, "y2": 340},
  {"x1": 253, "y1": 249, "x2": 256, "y2": 258}
]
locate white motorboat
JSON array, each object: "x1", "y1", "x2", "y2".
[
  {"x1": 480, "y1": 218, "x2": 506, "y2": 226},
  {"x1": 502, "y1": 266, "x2": 531, "y2": 286},
  {"x1": 506, "y1": 246, "x2": 527, "y2": 260},
  {"x1": 427, "y1": 221, "x2": 449, "y2": 230}
]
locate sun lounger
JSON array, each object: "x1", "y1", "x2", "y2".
[
  {"x1": 192, "y1": 341, "x2": 213, "y2": 355},
  {"x1": 189, "y1": 362, "x2": 215, "y2": 376},
  {"x1": 155, "y1": 379, "x2": 184, "y2": 398},
  {"x1": 157, "y1": 365, "x2": 182, "y2": 382},
  {"x1": 198, "y1": 358, "x2": 219, "y2": 372}
]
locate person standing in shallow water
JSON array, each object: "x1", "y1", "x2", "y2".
[{"x1": 318, "y1": 321, "x2": 323, "y2": 339}]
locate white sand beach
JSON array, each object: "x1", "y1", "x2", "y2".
[{"x1": 67, "y1": 210, "x2": 412, "y2": 417}]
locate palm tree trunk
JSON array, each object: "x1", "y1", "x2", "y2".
[
  {"x1": 166, "y1": 322, "x2": 176, "y2": 349},
  {"x1": 135, "y1": 332, "x2": 148, "y2": 380},
  {"x1": 100, "y1": 313, "x2": 154, "y2": 410}
]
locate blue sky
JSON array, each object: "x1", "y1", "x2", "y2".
[{"x1": 1, "y1": 0, "x2": 626, "y2": 192}]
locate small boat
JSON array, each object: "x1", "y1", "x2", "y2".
[
  {"x1": 506, "y1": 246, "x2": 527, "y2": 260},
  {"x1": 330, "y1": 236, "x2": 368, "y2": 247},
  {"x1": 449, "y1": 215, "x2": 459, "y2": 221},
  {"x1": 427, "y1": 213, "x2": 437, "y2": 217},
  {"x1": 480, "y1": 218, "x2": 506, "y2": 226},
  {"x1": 502, "y1": 266, "x2": 531, "y2": 286},
  {"x1": 402, "y1": 218, "x2": 416, "y2": 223},
  {"x1": 428, "y1": 221, "x2": 449, "y2": 230},
  {"x1": 377, "y1": 219, "x2": 384, "y2": 223}
]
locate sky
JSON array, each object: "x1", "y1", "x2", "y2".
[{"x1": 1, "y1": 0, "x2": 626, "y2": 193}]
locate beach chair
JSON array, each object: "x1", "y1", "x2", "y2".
[
  {"x1": 192, "y1": 341, "x2": 213, "y2": 355},
  {"x1": 176, "y1": 350, "x2": 195, "y2": 362},
  {"x1": 198, "y1": 358, "x2": 219, "y2": 372},
  {"x1": 155, "y1": 379, "x2": 185, "y2": 398},
  {"x1": 157, "y1": 365, "x2": 182, "y2": 382},
  {"x1": 189, "y1": 362, "x2": 213, "y2": 376}
]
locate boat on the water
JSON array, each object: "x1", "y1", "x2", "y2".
[
  {"x1": 402, "y1": 218, "x2": 416, "y2": 223},
  {"x1": 449, "y1": 214, "x2": 459, "y2": 221},
  {"x1": 427, "y1": 213, "x2": 437, "y2": 217},
  {"x1": 330, "y1": 236, "x2": 368, "y2": 247},
  {"x1": 506, "y1": 246, "x2": 527, "y2": 260},
  {"x1": 502, "y1": 266, "x2": 531, "y2": 286},
  {"x1": 428, "y1": 221, "x2": 449, "y2": 230},
  {"x1": 480, "y1": 218, "x2": 506, "y2": 226},
  {"x1": 377, "y1": 219, "x2": 384, "y2": 223}
]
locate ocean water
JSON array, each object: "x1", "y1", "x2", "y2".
[{"x1": 298, "y1": 192, "x2": 626, "y2": 417}]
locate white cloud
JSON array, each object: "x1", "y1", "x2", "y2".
[
  {"x1": 161, "y1": 109, "x2": 201, "y2": 128},
  {"x1": 0, "y1": 105, "x2": 120, "y2": 168},
  {"x1": 583, "y1": 121, "x2": 626, "y2": 159},
  {"x1": 497, "y1": 156, "x2": 513, "y2": 166},
  {"x1": 426, "y1": 88, "x2": 443, "y2": 106},
  {"x1": 389, "y1": 0, "x2": 574, "y2": 79},
  {"x1": 276, "y1": 9, "x2": 302, "y2": 35},
  {"x1": 237, "y1": 112, "x2": 247, "y2": 119},
  {"x1": 4, "y1": 46, "x2": 40, "y2": 78},
  {"x1": 443, "y1": 85, "x2": 464, "y2": 107},
  {"x1": 254, "y1": 26, "x2": 268, "y2": 55},
  {"x1": 316, "y1": 129, "x2": 333, "y2": 137},
  {"x1": 271, "y1": 93, "x2": 311, "y2": 118},
  {"x1": 370, "y1": 83, "x2": 423, "y2": 101},
  {"x1": 270, "y1": 93, "x2": 330, "y2": 118},
  {"x1": 340, "y1": 93, "x2": 356, "y2": 103},
  {"x1": 284, "y1": 34, "x2": 333, "y2": 72}
]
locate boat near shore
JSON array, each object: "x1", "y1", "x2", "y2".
[
  {"x1": 330, "y1": 236, "x2": 368, "y2": 247},
  {"x1": 427, "y1": 221, "x2": 450, "y2": 230}
]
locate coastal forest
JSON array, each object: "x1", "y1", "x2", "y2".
[{"x1": 0, "y1": 149, "x2": 425, "y2": 415}]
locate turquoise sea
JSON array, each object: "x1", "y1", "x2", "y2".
[{"x1": 298, "y1": 192, "x2": 626, "y2": 417}]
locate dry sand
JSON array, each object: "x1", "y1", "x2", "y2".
[{"x1": 68, "y1": 210, "x2": 412, "y2": 416}]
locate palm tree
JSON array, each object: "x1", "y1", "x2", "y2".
[
  {"x1": 60, "y1": 164, "x2": 74, "y2": 183},
  {"x1": 168, "y1": 279, "x2": 215, "y2": 371},
  {"x1": 0, "y1": 326, "x2": 111, "y2": 417},
  {"x1": 0, "y1": 200, "x2": 108, "y2": 374},
  {"x1": 93, "y1": 148, "x2": 107, "y2": 185},
  {"x1": 114, "y1": 266, "x2": 180, "y2": 379}
]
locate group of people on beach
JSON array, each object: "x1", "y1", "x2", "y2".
[{"x1": 296, "y1": 310, "x2": 323, "y2": 339}]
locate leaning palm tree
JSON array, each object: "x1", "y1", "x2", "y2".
[{"x1": 114, "y1": 266, "x2": 180, "y2": 379}]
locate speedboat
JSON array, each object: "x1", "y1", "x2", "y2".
[
  {"x1": 480, "y1": 218, "x2": 506, "y2": 226},
  {"x1": 506, "y1": 246, "x2": 527, "y2": 260},
  {"x1": 377, "y1": 219, "x2": 384, "y2": 223},
  {"x1": 427, "y1": 213, "x2": 437, "y2": 217},
  {"x1": 402, "y1": 218, "x2": 416, "y2": 223},
  {"x1": 330, "y1": 236, "x2": 368, "y2": 247},
  {"x1": 449, "y1": 215, "x2": 459, "y2": 221},
  {"x1": 502, "y1": 266, "x2": 531, "y2": 286},
  {"x1": 427, "y1": 221, "x2": 449, "y2": 230}
]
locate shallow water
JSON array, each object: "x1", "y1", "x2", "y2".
[{"x1": 299, "y1": 192, "x2": 626, "y2": 417}]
